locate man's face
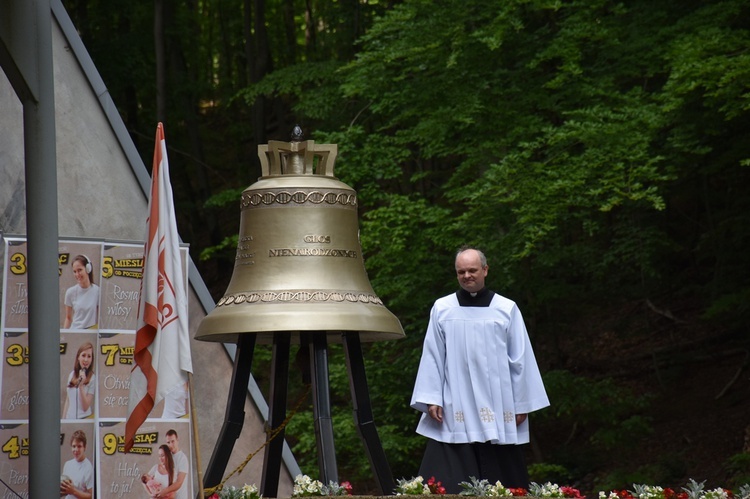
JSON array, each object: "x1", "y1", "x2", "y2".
[
  {"x1": 455, "y1": 250, "x2": 488, "y2": 293},
  {"x1": 71, "y1": 439, "x2": 86, "y2": 462},
  {"x1": 166, "y1": 434, "x2": 179, "y2": 454}
]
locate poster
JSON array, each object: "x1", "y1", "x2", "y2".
[
  {"x1": 58, "y1": 240, "x2": 103, "y2": 332},
  {"x1": 2, "y1": 238, "x2": 30, "y2": 331},
  {"x1": 60, "y1": 421, "x2": 97, "y2": 498},
  {"x1": 97, "y1": 331, "x2": 135, "y2": 420},
  {"x1": 60, "y1": 331, "x2": 99, "y2": 421},
  {"x1": 0, "y1": 422, "x2": 29, "y2": 498},
  {"x1": 99, "y1": 243, "x2": 144, "y2": 332},
  {"x1": 0, "y1": 236, "x2": 192, "y2": 498},
  {"x1": 98, "y1": 420, "x2": 193, "y2": 499},
  {"x1": 1, "y1": 330, "x2": 29, "y2": 421}
]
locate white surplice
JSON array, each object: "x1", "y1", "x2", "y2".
[{"x1": 410, "y1": 291, "x2": 549, "y2": 445}]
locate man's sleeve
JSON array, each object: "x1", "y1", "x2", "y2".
[
  {"x1": 508, "y1": 304, "x2": 550, "y2": 414},
  {"x1": 410, "y1": 304, "x2": 446, "y2": 413}
]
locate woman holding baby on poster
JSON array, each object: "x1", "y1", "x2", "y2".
[{"x1": 141, "y1": 444, "x2": 176, "y2": 498}]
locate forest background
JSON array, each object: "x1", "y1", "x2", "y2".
[{"x1": 61, "y1": 0, "x2": 750, "y2": 495}]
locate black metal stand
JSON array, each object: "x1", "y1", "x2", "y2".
[
  {"x1": 308, "y1": 333, "x2": 339, "y2": 484},
  {"x1": 202, "y1": 332, "x2": 395, "y2": 497},
  {"x1": 342, "y1": 332, "x2": 396, "y2": 495},
  {"x1": 202, "y1": 334, "x2": 256, "y2": 488}
]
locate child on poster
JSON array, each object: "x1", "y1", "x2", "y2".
[{"x1": 60, "y1": 429, "x2": 94, "y2": 499}]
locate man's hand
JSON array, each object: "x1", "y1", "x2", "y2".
[
  {"x1": 516, "y1": 413, "x2": 527, "y2": 425},
  {"x1": 428, "y1": 405, "x2": 443, "y2": 423}
]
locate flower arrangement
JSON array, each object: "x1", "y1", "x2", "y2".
[
  {"x1": 208, "y1": 476, "x2": 750, "y2": 498},
  {"x1": 396, "y1": 476, "x2": 446, "y2": 495},
  {"x1": 599, "y1": 480, "x2": 750, "y2": 499},
  {"x1": 459, "y1": 477, "x2": 514, "y2": 496},
  {"x1": 458, "y1": 478, "x2": 578, "y2": 498},
  {"x1": 529, "y1": 482, "x2": 585, "y2": 499},
  {"x1": 292, "y1": 474, "x2": 353, "y2": 497}
]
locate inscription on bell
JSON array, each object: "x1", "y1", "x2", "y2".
[
  {"x1": 304, "y1": 235, "x2": 331, "y2": 244},
  {"x1": 236, "y1": 252, "x2": 255, "y2": 264},
  {"x1": 268, "y1": 248, "x2": 357, "y2": 258},
  {"x1": 236, "y1": 235, "x2": 255, "y2": 265}
]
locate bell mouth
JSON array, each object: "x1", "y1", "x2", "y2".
[{"x1": 195, "y1": 300, "x2": 404, "y2": 344}]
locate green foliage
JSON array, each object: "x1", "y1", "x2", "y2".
[
  {"x1": 528, "y1": 463, "x2": 573, "y2": 485},
  {"x1": 236, "y1": 61, "x2": 346, "y2": 121},
  {"x1": 539, "y1": 370, "x2": 653, "y2": 451},
  {"x1": 242, "y1": 0, "x2": 748, "y2": 489},
  {"x1": 724, "y1": 453, "x2": 750, "y2": 489},
  {"x1": 204, "y1": 188, "x2": 246, "y2": 209},
  {"x1": 66, "y1": 0, "x2": 750, "y2": 491},
  {"x1": 199, "y1": 234, "x2": 238, "y2": 262}
]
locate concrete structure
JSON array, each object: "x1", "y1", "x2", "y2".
[{"x1": 0, "y1": 0, "x2": 299, "y2": 495}]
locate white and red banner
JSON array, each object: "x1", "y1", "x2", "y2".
[{"x1": 125, "y1": 123, "x2": 193, "y2": 452}]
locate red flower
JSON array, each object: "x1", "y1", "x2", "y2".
[
  {"x1": 426, "y1": 477, "x2": 446, "y2": 495},
  {"x1": 511, "y1": 488, "x2": 529, "y2": 496},
  {"x1": 561, "y1": 486, "x2": 585, "y2": 499},
  {"x1": 208, "y1": 494, "x2": 219, "y2": 499},
  {"x1": 341, "y1": 481, "x2": 353, "y2": 495}
]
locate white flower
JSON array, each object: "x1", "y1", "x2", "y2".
[
  {"x1": 292, "y1": 474, "x2": 325, "y2": 497},
  {"x1": 241, "y1": 484, "x2": 261, "y2": 499},
  {"x1": 703, "y1": 488, "x2": 730, "y2": 499},
  {"x1": 488, "y1": 481, "x2": 513, "y2": 497},
  {"x1": 395, "y1": 476, "x2": 434, "y2": 495},
  {"x1": 629, "y1": 484, "x2": 665, "y2": 499},
  {"x1": 530, "y1": 481, "x2": 565, "y2": 498}
]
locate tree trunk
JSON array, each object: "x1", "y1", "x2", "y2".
[
  {"x1": 305, "y1": 0, "x2": 316, "y2": 59},
  {"x1": 154, "y1": 0, "x2": 167, "y2": 124},
  {"x1": 250, "y1": 0, "x2": 271, "y2": 166}
]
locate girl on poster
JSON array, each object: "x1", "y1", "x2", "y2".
[
  {"x1": 63, "y1": 255, "x2": 100, "y2": 329},
  {"x1": 141, "y1": 444, "x2": 176, "y2": 498},
  {"x1": 63, "y1": 342, "x2": 96, "y2": 419}
]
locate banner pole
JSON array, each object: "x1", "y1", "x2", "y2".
[{"x1": 189, "y1": 371, "x2": 206, "y2": 499}]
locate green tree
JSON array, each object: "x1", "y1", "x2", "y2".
[
  {"x1": 64, "y1": 0, "x2": 750, "y2": 491},
  {"x1": 268, "y1": 0, "x2": 750, "y2": 487}
]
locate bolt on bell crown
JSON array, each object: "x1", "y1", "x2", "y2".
[{"x1": 196, "y1": 129, "x2": 404, "y2": 344}]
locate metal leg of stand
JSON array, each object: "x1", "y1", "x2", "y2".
[
  {"x1": 203, "y1": 334, "x2": 256, "y2": 489},
  {"x1": 342, "y1": 332, "x2": 395, "y2": 495},
  {"x1": 309, "y1": 333, "x2": 338, "y2": 484},
  {"x1": 260, "y1": 333, "x2": 291, "y2": 498}
]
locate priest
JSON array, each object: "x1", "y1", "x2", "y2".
[{"x1": 410, "y1": 246, "x2": 550, "y2": 493}]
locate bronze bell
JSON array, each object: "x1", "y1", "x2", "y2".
[{"x1": 196, "y1": 131, "x2": 404, "y2": 344}]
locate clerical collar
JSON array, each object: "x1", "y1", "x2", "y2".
[{"x1": 456, "y1": 287, "x2": 494, "y2": 307}]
